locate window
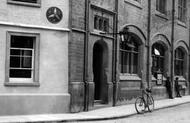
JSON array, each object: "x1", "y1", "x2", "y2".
[
  {"x1": 152, "y1": 43, "x2": 165, "y2": 78},
  {"x1": 7, "y1": 0, "x2": 41, "y2": 7},
  {"x1": 175, "y1": 48, "x2": 184, "y2": 76},
  {"x1": 120, "y1": 36, "x2": 139, "y2": 74},
  {"x1": 178, "y1": 0, "x2": 187, "y2": 22},
  {"x1": 156, "y1": 0, "x2": 167, "y2": 14},
  {"x1": 94, "y1": 15, "x2": 109, "y2": 32},
  {"x1": 6, "y1": 32, "x2": 39, "y2": 84}
]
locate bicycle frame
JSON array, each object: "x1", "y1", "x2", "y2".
[{"x1": 135, "y1": 88, "x2": 154, "y2": 114}]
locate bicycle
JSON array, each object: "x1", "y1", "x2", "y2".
[{"x1": 135, "y1": 88, "x2": 154, "y2": 114}]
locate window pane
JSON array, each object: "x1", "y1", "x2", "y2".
[
  {"x1": 175, "y1": 48, "x2": 185, "y2": 76},
  {"x1": 156, "y1": 0, "x2": 166, "y2": 14},
  {"x1": 9, "y1": 35, "x2": 34, "y2": 79},
  {"x1": 22, "y1": 50, "x2": 32, "y2": 56},
  {"x1": 120, "y1": 35, "x2": 139, "y2": 74},
  {"x1": 11, "y1": 36, "x2": 34, "y2": 48},
  {"x1": 10, "y1": 56, "x2": 20, "y2": 68},
  {"x1": 21, "y1": 57, "x2": 32, "y2": 68},
  {"x1": 94, "y1": 16, "x2": 98, "y2": 29},
  {"x1": 178, "y1": 0, "x2": 186, "y2": 22},
  {"x1": 132, "y1": 53, "x2": 138, "y2": 74},
  {"x1": 10, "y1": 49, "x2": 21, "y2": 56},
  {"x1": 9, "y1": 69, "x2": 32, "y2": 78}
]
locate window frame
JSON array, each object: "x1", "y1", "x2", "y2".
[
  {"x1": 178, "y1": 0, "x2": 187, "y2": 23},
  {"x1": 174, "y1": 48, "x2": 185, "y2": 76},
  {"x1": 5, "y1": 31, "x2": 40, "y2": 86},
  {"x1": 94, "y1": 15, "x2": 109, "y2": 33},
  {"x1": 7, "y1": 0, "x2": 41, "y2": 7},
  {"x1": 151, "y1": 43, "x2": 165, "y2": 79},
  {"x1": 119, "y1": 36, "x2": 139, "y2": 75},
  {"x1": 156, "y1": 0, "x2": 167, "y2": 14}
]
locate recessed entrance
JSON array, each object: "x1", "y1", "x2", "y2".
[{"x1": 93, "y1": 41, "x2": 108, "y2": 104}]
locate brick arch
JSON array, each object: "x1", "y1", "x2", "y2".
[
  {"x1": 151, "y1": 34, "x2": 171, "y2": 78},
  {"x1": 120, "y1": 24, "x2": 146, "y2": 44},
  {"x1": 175, "y1": 40, "x2": 189, "y2": 54},
  {"x1": 151, "y1": 33, "x2": 171, "y2": 49}
]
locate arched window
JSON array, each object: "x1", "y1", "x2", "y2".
[
  {"x1": 120, "y1": 36, "x2": 139, "y2": 74},
  {"x1": 152, "y1": 43, "x2": 165, "y2": 78},
  {"x1": 175, "y1": 48, "x2": 185, "y2": 76}
]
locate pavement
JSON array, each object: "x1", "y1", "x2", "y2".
[{"x1": 0, "y1": 96, "x2": 190, "y2": 123}]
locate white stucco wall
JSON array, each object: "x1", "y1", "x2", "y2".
[{"x1": 0, "y1": 0, "x2": 70, "y2": 115}]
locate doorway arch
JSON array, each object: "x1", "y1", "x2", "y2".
[{"x1": 93, "y1": 40, "x2": 108, "y2": 104}]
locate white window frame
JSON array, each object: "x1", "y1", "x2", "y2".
[
  {"x1": 7, "y1": 0, "x2": 41, "y2": 7},
  {"x1": 5, "y1": 32, "x2": 40, "y2": 86}
]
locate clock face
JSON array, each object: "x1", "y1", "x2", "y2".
[{"x1": 46, "y1": 7, "x2": 63, "y2": 24}]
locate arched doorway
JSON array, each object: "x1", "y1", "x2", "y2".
[{"x1": 93, "y1": 41, "x2": 108, "y2": 104}]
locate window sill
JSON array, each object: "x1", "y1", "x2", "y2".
[
  {"x1": 124, "y1": 0, "x2": 142, "y2": 9},
  {"x1": 175, "y1": 76, "x2": 186, "y2": 81},
  {"x1": 91, "y1": 30, "x2": 114, "y2": 39},
  {"x1": 7, "y1": 0, "x2": 41, "y2": 8},
  {"x1": 155, "y1": 11, "x2": 168, "y2": 20},
  {"x1": 4, "y1": 82, "x2": 40, "y2": 87},
  {"x1": 177, "y1": 20, "x2": 187, "y2": 28},
  {"x1": 120, "y1": 74, "x2": 141, "y2": 81}
]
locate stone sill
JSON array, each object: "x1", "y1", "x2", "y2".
[
  {"x1": 177, "y1": 20, "x2": 187, "y2": 28},
  {"x1": 120, "y1": 74, "x2": 141, "y2": 81},
  {"x1": 91, "y1": 30, "x2": 114, "y2": 39},
  {"x1": 155, "y1": 11, "x2": 168, "y2": 20},
  {"x1": 124, "y1": 0, "x2": 142, "y2": 10},
  {"x1": 4, "y1": 82, "x2": 40, "y2": 87},
  {"x1": 7, "y1": 0, "x2": 41, "y2": 8},
  {"x1": 175, "y1": 76, "x2": 186, "y2": 81}
]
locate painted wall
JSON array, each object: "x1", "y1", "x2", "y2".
[{"x1": 0, "y1": 0, "x2": 70, "y2": 115}]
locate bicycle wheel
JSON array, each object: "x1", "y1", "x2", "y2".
[
  {"x1": 147, "y1": 95, "x2": 154, "y2": 112},
  {"x1": 135, "y1": 97, "x2": 145, "y2": 114}
]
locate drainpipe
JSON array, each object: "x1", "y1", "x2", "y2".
[
  {"x1": 171, "y1": 0, "x2": 175, "y2": 98},
  {"x1": 147, "y1": 0, "x2": 151, "y2": 88},
  {"x1": 84, "y1": 0, "x2": 90, "y2": 111},
  {"x1": 188, "y1": 18, "x2": 190, "y2": 94},
  {"x1": 113, "y1": 0, "x2": 119, "y2": 106}
]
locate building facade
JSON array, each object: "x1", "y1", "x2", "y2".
[
  {"x1": 69, "y1": 0, "x2": 117, "y2": 112},
  {"x1": 0, "y1": 0, "x2": 189, "y2": 116},
  {"x1": 69, "y1": 0, "x2": 190, "y2": 112},
  {"x1": 0, "y1": 0, "x2": 70, "y2": 115}
]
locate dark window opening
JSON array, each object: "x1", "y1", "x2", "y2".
[
  {"x1": 120, "y1": 36, "x2": 139, "y2": 74},
  {"x1": 9, "y1": 35, "x2": 35, "y2": 78},
  {"x1": 156, "y1": 0, "x2": 167, "y2": 14},
  {"x1": 94, "y1": 15, "x2": 109, "y2": 32},
  {"x1": 175, "y1": 48, "x2": 185, "y2": 76},
  {"x1": 178, "y1": 0, "x2": 187, "y2": 22},
  {"x1": 152, "y1": 43, "x2": 165, "y2": 78}
]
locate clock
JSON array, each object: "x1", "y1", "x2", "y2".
[{"x1": 46, "y1": 7, "x2": 63, "y2": 24}]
